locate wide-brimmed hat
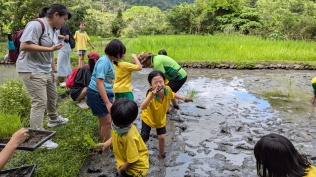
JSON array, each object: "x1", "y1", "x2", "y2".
[
  {"x1": 138, "y1": 53, "x2": 152, "y2": 64},
  {"x1": 88, "y1": 52, "x2": 100, "y2": 60}
]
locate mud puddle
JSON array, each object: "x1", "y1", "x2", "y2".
[{"x1": 78, "y1": 68, "x2": 316, "y2": 177}]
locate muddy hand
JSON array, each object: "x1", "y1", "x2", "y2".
[{"x1": 184, "y1": 98, "x2": 193, "y2": 102}]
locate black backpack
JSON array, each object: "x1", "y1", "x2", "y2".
[{"x1": 69, "y1": 31, "x2": 75, "y2": 49}]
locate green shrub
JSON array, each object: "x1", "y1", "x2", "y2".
[
  {"x1": 0, "y1": 112, "x2": 22, "y2": 140},
  {"x1": 0, "y1": 79, "x2": 30, "y2": 118}
]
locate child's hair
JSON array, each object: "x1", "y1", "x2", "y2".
[
  {"x1": 104, "y1": 39, "x2": 126, "y2": 64},
  {"x1": 39, "y1": 4, "x2": 71, "y2": 19},
  {"x1": 88, "y1": 59, "x2": 96, "y2": 74},
  {"x1": 110, "y1": 98, "x2": 138, "y2": 126},
  {"x1": 158, "y1": 49, "x2": 167, "y2": 56},
  {"x1": 79, "y1": 22, "x2": 85, "y2": 26},
  {"x1": 148, "y1": 70, "x2": 165, "y2": 84},
  {"x1": 254, "y1": 133, "x2": 311, "y2": 177}
]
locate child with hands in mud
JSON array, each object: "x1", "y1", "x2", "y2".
[
  {"x1": 97, "y1": 98, "x2": 149, "y2": 177},
  {"x1": 140, "y1": 70, "x2": 192, "y2": 159}
]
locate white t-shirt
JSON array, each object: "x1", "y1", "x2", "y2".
[{"x1": 16, "y1": 18, "x2": 58, "y2": 73}]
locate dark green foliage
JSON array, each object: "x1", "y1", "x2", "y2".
[
  {"x1": 122, "y1": 0, "x2": 194, "y2": 11},
  {"x1": 2, "y1": 0, "x2": 316, "y2": 40},
  {"x1": 111, "y1": 9, "x2": 125, "y2": 37},
  {"x1": 167, "y1": 3, "x2": 198, "y2": 34}
]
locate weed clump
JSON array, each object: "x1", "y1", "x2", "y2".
[{"x1": 0, "y1": 79, "x2": 30, "y2": 118}]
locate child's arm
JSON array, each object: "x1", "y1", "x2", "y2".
[
  {"x1": 140, "y1": 87, "x2": 160, "y2": 110},
  {"x1": 140, "y1": 93, "x2": 154, "y2": 110},
  {"x1": 88, "y1": 40, "x2": 95, "y2": 50},
  {"x1": 97, "y1": 137, "x2": 112, "y2": 151},
  {"x1": 131, "y1": 54, "x2": 142, "y2": 70},
  {"x1": 118, "y1": 162, "x2": 134, "y2": 176},
  {"x1": 175, "y1": 93, "x2": 193, "y2": 102},
  {"x1": 312, "y1": 95, "x2": 316, "y2": 104},
  {"x1": 96, "y1": 78, "x2": 112, "y2": 111}
]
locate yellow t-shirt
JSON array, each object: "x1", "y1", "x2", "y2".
[
  {"x1": 74, "y1": 30, "x2": 90, "y2": 50},
  {"x1": 112, "y1": 124, "x2": 149, "y2": 177},
  {"x1": 141, "y1": 86, "x2": 175, "y2": 128},
  {"x1": 304, "y1": 166, "x2": 316, "y2": 177},
  {"x1": 113, "y1": 61, "x2": 139, "y2": 93},
  {"x1": 311, "y1": 77, "x2": 316, "y2": 84},
  {"x1": 311, "y1": 77, "x2": 316, "y2": 94}
]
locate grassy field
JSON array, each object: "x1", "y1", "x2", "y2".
[
  {"x1": 122, "y1": 35, "x2": 316, "y2": 63},
  {"x1": 1, "y1": 34, "x2": 316, "y2": 65}
]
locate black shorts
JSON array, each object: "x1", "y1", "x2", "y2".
[
  {"x1": 168, "y1": 76, "x2": 187, "y2": 93},
  {"x1": 140, "y1": 120, "x2": 166, "y2": 142}
]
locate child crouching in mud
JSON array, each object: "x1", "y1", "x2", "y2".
[
  {"x1": 140, "y1": 70, "x2": 192, "y2": 159},
  {"x1": 98, "y1": 98, "x2": 149, "y2": 177}
]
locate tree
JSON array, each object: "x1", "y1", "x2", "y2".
[
  {"x1": 123, "y1": 6, "x2": 167, "y2": 37},
  {"x1": 167, "y1": 3, "x2": 198, "y2": 34},
  {"x1": 257, "y1": 0, "x2": 316, "y2": 40},
  {"x1": 111, "y1": 9, "x2": 125, "y2": 37}
]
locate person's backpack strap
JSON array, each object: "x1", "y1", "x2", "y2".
[{"x1": 33, "y1": 19, "x2": 45, "y2": 45}]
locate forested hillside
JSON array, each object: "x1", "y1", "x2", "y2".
[
  {"x1": 1, "y1": 0, "x2": 316, "y2": 41},
  {"x1": 121, "y1": 0, "x2": 194, "y2": 10}
]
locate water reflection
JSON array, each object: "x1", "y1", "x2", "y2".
[{"x1": 230, "y1": 91, "x2": 270, "y2": 111}]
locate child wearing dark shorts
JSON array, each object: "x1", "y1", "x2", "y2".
[{"x1": 140, "y1": 70, "x2": 192, "y2": 159}]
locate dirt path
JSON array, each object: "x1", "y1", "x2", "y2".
[{"x1": 78, "y1": 69, "x2": 316, "y2": 177}]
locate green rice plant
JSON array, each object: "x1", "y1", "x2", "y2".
[
  {"x1": 185, "y1": 88, "x2": 199, "y2": 100},
  {"x1": 83, "y1": 134, "x2": 98, "y2": 150},
  {"x1": 0, "y1": 112, "x2": 22, "y2": 140},
  {"x1": 0, "y1": 79, "x2": 30, "y2": 118},
  {"x1": 121, "y1": 35, "x2": 316, "y2": 65}
]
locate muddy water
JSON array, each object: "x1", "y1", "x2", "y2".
[
  {"x1": 79, "y1": 68, "x2": 316, "y2": 177},
  {"x1": 1, "y1": 66, "x2": 315, "y2": 176}
]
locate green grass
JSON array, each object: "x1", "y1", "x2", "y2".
[
  {"x1": 4, "y1": 99, "x2": 99, "y2": 177},
  {"x1": 0, "y1": 112, "x2": 22, "y2": 140},
  {"x1": 2, "y1": 34, "x2": 316, "y2": 65},
  {"x1": 121, "y1": 35, "x2": 316, "y2": 64}
]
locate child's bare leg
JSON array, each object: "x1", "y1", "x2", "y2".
[
  {"x1": 75, "y1": 87, "x2": 87, "y2": 101},
  {"x1": 158, "y1": 134, "x2": 166, "y2": 158},
  {"x1": 78, "y1": 54, "x2": 84, "y2": 67},
  {"x1": 98, "y1": 114, "x2": 112, "y2": 142}
]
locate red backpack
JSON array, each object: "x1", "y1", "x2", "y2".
[
  {"x1": 66, "y1": 64, "x2": 89, "y2": 88},
  {"x1": 7, "y1": 19, "x2": 45, "y2": 63}
]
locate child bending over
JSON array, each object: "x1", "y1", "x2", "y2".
[{"x1": 140, "y1": 70, "x2": 192, "y2": 159}]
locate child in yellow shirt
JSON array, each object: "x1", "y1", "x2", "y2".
[
  {"x1": 98, "y1": 98, "x2": 149, "y2": 177},
  {"x1": 113, "y1": 54, "x2": 142, "y2": 101},
  {"x1": 74, "y1": 22, "x2": 95, "y2": 67},
  {"x1": 140, "y1": 70, "x2": 192, "y2": 159}
]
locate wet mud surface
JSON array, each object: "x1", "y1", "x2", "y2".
[{"x1": 79, "y1": 68, "x2": 316, "y2": 177}]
